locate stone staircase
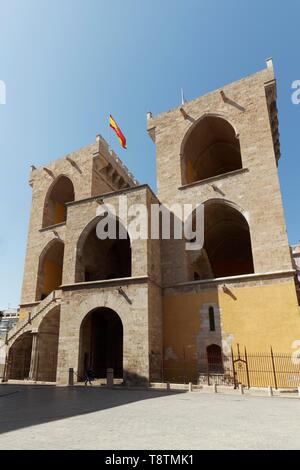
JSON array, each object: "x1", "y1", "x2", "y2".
[{"x1": 6, "y1": 290, "x2": 62, "y2": 345}]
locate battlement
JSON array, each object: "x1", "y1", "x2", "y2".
[{"x1": 29, "y1": 135, "x2": 138, "y2": 195}]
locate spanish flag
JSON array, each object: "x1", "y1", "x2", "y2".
[{"x1": 109, "y1": 114, "x2": 127, "y2": 149}]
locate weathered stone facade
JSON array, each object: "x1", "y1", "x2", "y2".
[{"x1": 4, "y1": 59, "x2": 300, "y2": 385}]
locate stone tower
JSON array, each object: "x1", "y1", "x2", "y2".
[
  {"x1": 146, "y1": 59, "x2": 300, "y2": 380},
  {"x1": 6, "y1": 135, "x2": 162, "y2": 385},
  {"x1": 4, "y1": 59, "x2": 300, "y2": 386}
]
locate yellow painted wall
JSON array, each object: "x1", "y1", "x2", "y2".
[
  {"x1": 163, "y1": 280, "x2": 300, "y2": 382},
  {"x1": 218, "y1": 281, "x2": 300, "y2": 352}
]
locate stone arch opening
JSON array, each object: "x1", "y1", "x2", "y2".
[
  {"x1": 181, "y1": 115, "x2": 242, "y2": 185},
  {"x1": 42, "y1": 175, "x2": 75, "y2": 228},
  {"x1": 188, "y1": 200, "x2": 254, "y2": 280},
  {"x1": 7, "y1": 332, "x2": 33, "y2": 380},
  {"x1": 76, "y1": 217, "x2": 131, "y2": 283},
  {"x1": 36, "y1": 239, "x2": 64, "y2": 301},
  {"x1": 36, "y1": 306, "x2": 60, "y2": 382},
  {"x1": 78, "y1": 307, "x2": 123, "y2": 380}
]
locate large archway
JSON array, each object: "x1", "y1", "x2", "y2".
[
  {"x1": 36, "y1": 307, "x2": 60, "y2": 382},
  {"x1": 7, "y1": 332, "x2": 33, "y2": 380},
  {"x1": 76, "y1": 217, "x2": 131, "y2": 283},
  {"x1": 78, "y1": 307, "x2": 123, "y2": 380},
  {"x1": 42, "y1": 175, "x2": 75, "y2": 228},
  {"x1": 36, "y1": 240, "x2": 64, "y2": 301},
  {"x1": 188, "y1": 201, "x2": 254, "y2": 280},
  {"x1": 181, "y1": 115, "x2": 242, "y2": 185}
]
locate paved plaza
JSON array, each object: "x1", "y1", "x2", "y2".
[{"x1": 0, "y1": 385, "x2": 299, "y2": 450}]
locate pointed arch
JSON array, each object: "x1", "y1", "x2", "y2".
[
  {"x1": 7, "y1": 332, "x2": 33, "y2": 380},
  {"x1": 37, "y1": 306, "x2": 60, "y2": 382},
  {"x1": 187, "y1": 199, "x2": 254, "y2": 280},
  {"x1": 75, "y1": 215, "x2": 132, "y2": 283},
  {"x1": 78, "y1": 307, "x2": 123, "y2": 380},
  {"x1": 42, "y1": 175, "x2": 75, "y2": 228},
  {"x1": 36, "y1": 238, "x2": 65, "y2": 300},
  {"x1": 180, "y1": 115, "x2": 242, "y2": 185}
]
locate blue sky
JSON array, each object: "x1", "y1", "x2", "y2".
[{"x1": 0, "y1": 0, "x2": 299, "y2": 308}]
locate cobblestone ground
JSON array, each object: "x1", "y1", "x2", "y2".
[{"x1": 0, "y1": 385, "x2": 299, "y2": 450}]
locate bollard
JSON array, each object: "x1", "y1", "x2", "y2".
[
  {"x1": 166, "y1": 381, "x2": 170, "y2": 390},
  {"x1": 239, "y1": 383, "x2": 244, "y2": 395},
  {"x1": 107, "y1": 368, "x2": 114, "y2": 388},
  {"x1": 213, "y1": 383, "x2": 217, "y2": 394},
  {"x1": 68, "y1": 368, "x2": 74, "y2": 386},
  {"x1": 268, "y1": 386, "x2": 273, "y2": 397},
  {"x1": 188, "y1": 382, "x2": 193, "y2": 392},
  {"x1": 298, "y1": 387, "x2": 300, "y2": 397}
]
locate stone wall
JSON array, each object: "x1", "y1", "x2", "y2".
[
  {"x1": 148, "y1": 63, "x2": 292, "y2": 285},
  {"x1": 56, "y1": 280, "x2": 152, "y2": 385}
]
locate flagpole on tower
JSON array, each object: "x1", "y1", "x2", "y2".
[
  {"x1": 181, "y1": 88, "x2": 186, "y2": 106},
  {"x1": 108, "y1": 114, "x2": 112, "y2": 151}
]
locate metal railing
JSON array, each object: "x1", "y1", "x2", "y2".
[
  {"x1": 5, "y1": 290, "x2": 61, "y2": 345},
  {"x1": 159, "y1": 347, "x2": 300, "y2": 389}
]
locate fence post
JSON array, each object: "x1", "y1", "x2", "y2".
[
  {"x1": 244, "y1": 347, "x2": 250, "y2": 389},
  {"x1": 270, "y1": 346, "x2": 278, "y2": 390},
  {"x1": 205, "y1": 352, "x2": 210, "y2": 386},
  {"x1": 231, "y1": 347, "x2": 237, "y2": 389},
  {"x1": 68, "y1": 368, "x2": 74, "y2": 386}
]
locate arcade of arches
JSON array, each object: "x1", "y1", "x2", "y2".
[
  {"x1": 7, "y1": 306, "x2": 124, "y2": 383},
  {"x1": 7, "y1": 307, "x2": 60, "y2": 382}
]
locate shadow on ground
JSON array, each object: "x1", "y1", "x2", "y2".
[{"x1": 0, "y1": 385, "x2": 185, "y2": 434}]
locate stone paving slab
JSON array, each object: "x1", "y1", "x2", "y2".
[{"x1": 0, "y1": 385, "x2": 299, "y2": 450}]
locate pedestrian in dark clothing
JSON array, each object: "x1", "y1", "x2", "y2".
[{"x1": 84, "y1": 368, "x2": 94, "y2": 386}]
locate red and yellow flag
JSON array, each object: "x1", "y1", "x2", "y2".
[{"x1": 109, "y1": 114, "x2": 127, "y2": 149}]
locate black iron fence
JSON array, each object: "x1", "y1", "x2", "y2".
[{"x1": 158, "y1": 348, "x2": 300, "y2": 389}]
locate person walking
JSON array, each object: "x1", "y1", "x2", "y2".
[{"x1": 84, "y1": 368, "x2": 94, "y2": 386}]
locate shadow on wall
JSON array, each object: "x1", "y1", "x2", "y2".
[{"x1": 0, "y1": 385, "x2": 185, "y2": 435}]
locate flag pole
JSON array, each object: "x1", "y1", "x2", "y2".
[
  {"x1": 109, "y1": 114, "x2": 112, "y2": 151},
  {"x1": 181, "y1": 88, "x2": 185, "y2": 105}
]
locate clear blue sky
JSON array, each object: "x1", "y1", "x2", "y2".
[{"x1": 0, "y1": 0, "x2": 299, "y2": 308}]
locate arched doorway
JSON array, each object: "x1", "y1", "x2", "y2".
[
  {"x1": 7, "y1": 332, "x2": 33, "y2": 380},
  {"x1": 42, "y1": 175, "x2": 75, "y2": 228},
  {"x1": 207, "y1": 344, "x2": 223, "y2": 373},
  {"x1": 36, "y1": 307, "x2": 60, "y2": 382},
  {"x1": 75, "y1": 217, "x2": 131, "y2": 283},
  {"x1": 187, "y1": 200, "x2": 254, "y2": 280},
  {"x1": 78, "y1": 307, "x2": 123, "y2": 380},
  {"x1": 36, "y1": 240, "x2": 64, "y2": 300},
  {"x1": 181, "y1": 115, "x2": 242, "y2": 185}
]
